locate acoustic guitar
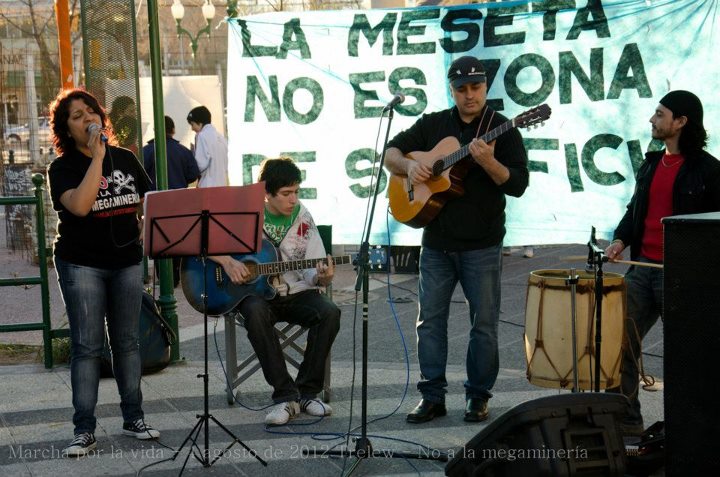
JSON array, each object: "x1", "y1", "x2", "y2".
[
  {"x1": 180, "y1": 238, "x2": 353, "y2": 316},
  {"x1": 387, "y1": 104, "x2": 552, "y2": 228}
]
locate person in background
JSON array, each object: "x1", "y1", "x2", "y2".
[
  {"x1": 186, "y1": 105, "x2": 228, "y2": 187},
  {"x1": 109, "y1": 96, "x2": 138, "y2": 153},
  {"x1": 605, "y1": 90, "x2": 720, "y2": 435},
  {"x1": 143, "y1": 115, "x2": 200, "y2": 286},
  {"x1": 143, "y1": 115, "x2": 199, "y2": 190},
  {"x1": 47, "y1": 88, "x2": 159, "y2": 458}
]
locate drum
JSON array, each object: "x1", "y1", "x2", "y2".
[{"x1": 524, "y1": 269, "x2": 626, "y2": 390}]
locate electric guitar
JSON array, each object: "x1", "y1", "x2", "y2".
[
  {"x1": 387, "y1": 104, "x2": 552, "y2": 228},
  {"x1": 180, "y1": 238, "x2": 353, "y2": 316}
]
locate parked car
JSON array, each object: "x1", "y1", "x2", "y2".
[{"x1": 3, "y1": 116, "x2": 52, "y2": 149}]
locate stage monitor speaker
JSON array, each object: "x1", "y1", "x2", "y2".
[
  {"x1": 445, "y1": 393, "x2": 628, "y2": 477},
  {"x1": 663, "y1": 212, "x2": 720, "y2": 476}
]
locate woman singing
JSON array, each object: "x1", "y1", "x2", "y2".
[{"x1": 47, "y1": 88, "x2": 158, "y2": 457}]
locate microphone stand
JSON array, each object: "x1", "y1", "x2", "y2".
[
  {"x1": 304, "y1": 105, "x2": 446, "y2": 474},
  {"x1": 586, "y1": 227, "x2": 607, "y2": 393}
]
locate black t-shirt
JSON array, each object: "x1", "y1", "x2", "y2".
[
  {"x1": 387, "y1": 106, "x2": 529, "y2": 251},
  {"x1": 48, "y1": 146, "x2": 150, "y2": 268}
]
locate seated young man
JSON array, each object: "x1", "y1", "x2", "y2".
[{"x1": 214, "y1": 157, "x2": 340, "y2": 425}]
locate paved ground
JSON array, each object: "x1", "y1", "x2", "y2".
[{"x1": 0, "y1": 240, "x2": 665, "y2": 476}]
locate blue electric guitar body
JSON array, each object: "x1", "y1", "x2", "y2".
[{"x1": 180, "y1": 238, "x2": 352, "y2": 315}]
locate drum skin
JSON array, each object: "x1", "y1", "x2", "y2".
[{"x1": 524, "y1": 269, "x2": 626, "y2": 390}]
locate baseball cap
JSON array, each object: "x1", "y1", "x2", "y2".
[{"x1": 447, "y1": 56, "x2": 486, "y2": 88}]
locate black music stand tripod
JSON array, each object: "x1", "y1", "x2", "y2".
[
  {"x1": 304, "y1": 104, "x2": 446, "y2": 474},
  {"x1": 146, "y1": 194, "x2": 267, "y2": 474}
]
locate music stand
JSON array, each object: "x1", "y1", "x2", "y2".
[{"x1": 144, "y1": 184, "x2": 268, "y2": 473}]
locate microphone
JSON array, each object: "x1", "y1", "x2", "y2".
[
  {"x1": 87, "y1": 123, "x2": 108, "y2": 142},
  {"x1": 383, "y1": 93, "x2": 405, "y2": 111}
]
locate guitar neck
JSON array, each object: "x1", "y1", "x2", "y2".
[
  {"x1": 256, "y1": 255, "x2": 352, "y2": 275},
  {"x1": 442, "y1": 118, "x2": 515, "y2": 169}
]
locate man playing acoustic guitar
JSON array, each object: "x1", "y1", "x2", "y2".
[
  {"x1": 212, "y1": 157, "x2": 340, "y2": 426},
  {"x1": 384, "y1": 56, "x2": 529, "y2": 424}
]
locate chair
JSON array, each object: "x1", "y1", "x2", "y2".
[{"x1": 224, "y1": 225, "x2": 333, "y2": 404}]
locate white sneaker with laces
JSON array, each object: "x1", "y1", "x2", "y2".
[
  {"x1": 300, "y1": 398, "x2": 332, "y2": 417},
  {"x1": 265, "y1": 400, "x2": 300, "y2": 426}
]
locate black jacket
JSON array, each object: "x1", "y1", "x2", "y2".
[
  {"x1": 613, "y1": 149, "x2": 720, "y2": 260},
  {"x1": 387, "y1": 106, "x2": 528, "y2": 251}
]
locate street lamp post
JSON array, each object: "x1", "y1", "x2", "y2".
[{"x1": 170, "y1": 0, "x2": 216, "y2": 59}]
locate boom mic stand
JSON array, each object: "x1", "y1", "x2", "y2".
[
  {"x1": 586, "y1": 226, "x2": 608, "y2": 393},
  {"x1": 304, "y1": 103, "x2": 446, "y2": 474}
]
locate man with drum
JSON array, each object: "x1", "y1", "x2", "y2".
[{"x1": 605, "y1": 90, "x2": 720, "y2": 435}]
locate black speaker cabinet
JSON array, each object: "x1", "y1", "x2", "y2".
[
  {"x1": 445, "y1": 393, "x2": 628, "y2": 477},
  {"x1": 663, "y1": 212, "x2": 720, "y2": 475}
]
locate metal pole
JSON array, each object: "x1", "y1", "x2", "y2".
[
  {"x1": 54, "y1": 0, "x2": 75, "y2": 89},
  {"x1": 147, "y1": 0, "x2": 180, "y2": 362}
]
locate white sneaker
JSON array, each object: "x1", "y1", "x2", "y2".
[
  {"x1": 300, "y1": 398, "x2": 332, "y2": 417},
  {"x1": 265, "y1": 401, "x2": 300, "y2": 426}
]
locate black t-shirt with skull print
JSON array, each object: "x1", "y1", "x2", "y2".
[{"x1": 48, "y1": 146, "x2": 150, "y2": 269}]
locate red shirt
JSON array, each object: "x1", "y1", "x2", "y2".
[{"x1": 640, "y1": 153, "x2": 684, "y2": 261}]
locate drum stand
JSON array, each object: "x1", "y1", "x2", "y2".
[{"x1": 565, "y1": 268, "x2": 581, "y2": 392}]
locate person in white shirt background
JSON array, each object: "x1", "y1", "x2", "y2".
[{"x1": 186, "y1": 105, "x2": 228, "y2": 188}]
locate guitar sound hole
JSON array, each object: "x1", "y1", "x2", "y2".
[{"x1": 431, "y1": 160, "x2": 444, "y2": 177}]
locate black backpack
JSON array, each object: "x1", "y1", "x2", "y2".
[{"x1": 100, "y1": 292, "x2": 176, "y2": 377}]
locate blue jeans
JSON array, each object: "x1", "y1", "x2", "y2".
[
  {"x1": 55, "y1": 257, "x2": 144, "y2": 435},
  {"x1": 609, "y1": 256, "x2": 663, "y2": 424},
  {"x1": 236, "y1": 290, "x2": 340, "y2": 403},
  {"x1": 416, "y1": 245, "x2": 502, "y2": 403}
]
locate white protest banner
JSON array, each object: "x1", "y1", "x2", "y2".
[{"x1": 226, "y1": 0, "x2": 719, "y2": 246}]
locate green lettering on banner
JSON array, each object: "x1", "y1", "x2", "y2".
[
  {"x1": 347, "y1": 13, "x2": 397, "y2": 57},
  {"x1": 564, "y1": 143, "x2": 584, "y2": 192},
  {"x1": 484, "y1": 3, "x2": 527, "y2": 47},
  {"x1": 242, "y1": 153, "x2": 317, "y2": 199},
  {"x1": 282, "y1": 77, "x2": 323, "y2": 124},
  {"x1": 480, "y1": 59, "x2": 504, "y2": 111},
  {"x1": 349, "y1": 71, "x2": 385, "y2": 118},
  {"x1": 607, "y1": 43, "x2": 652, "y2": 99},
  {"x1": 567, "y1": 0, "x2": 610, "y2": 40},
  {"x1": 559, "y1": 48, "x2": 604, "y2": 103},
  {"x1": 280, "y1": 151, "x2": 317, "y2": 199},
  {"x1": 505, "y1": 54, "x2": 555, "y2": 106},
  {"x1": 277, "y1": 18, "x2": 311, "y2": 59},
  {"x1": 523, "y1": 138, "x2": 559, "y2": 173},
  {"x1": 625, "y1": 139, "x2": 645, "y2": 175},
  {"x1": 388, "y1": 67, "x2": 428, "y2": 116},
  {"x1": 245, "y1": 75, "x2": 280, "y2": 122},
  {"x1": 241, "y1": 154, "x2": 265, "y2": 185},
  {"x1": 238, "y1": 19, "x2": 277, "y2": 57},
  {"x1": 439, "y1": 9, "x2": 482, "y2": 53},
  {"x1": 532, "y1": 0, "x2": 576, "y2": 41},
  {"x1": 397, "y1": 9, "x2": 438, "y2": 55},
  {"x1": 345, "y1": 148, "x2": 388, "y2": 199},
  {"x1": 581, "y1": 134, "x2": 625, "y2": 186}
]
